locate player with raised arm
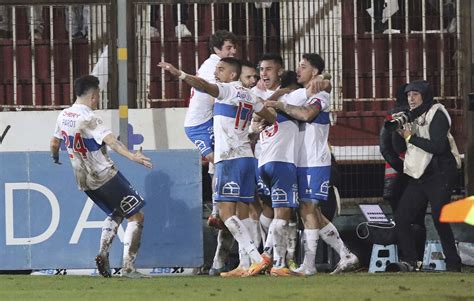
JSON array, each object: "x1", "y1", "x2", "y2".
[
  {"x1": 266, "y1": 53, "x2": 358, "y2": 275},
  {"x1": 184, "y1": 30, "x2": 237, "y2": 230},
  {"x1": 50, "y1": 75, "x2": 152, "y2": 279},
  {"x1": 159, "y1": 57, "x2": 275, "y2": 277}
]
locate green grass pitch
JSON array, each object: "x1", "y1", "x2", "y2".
[{"x1": 0, "y1": 273, "x2": 472, "y2": 301}]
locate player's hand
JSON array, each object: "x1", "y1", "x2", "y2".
[
  {"x1": 52, "y1": 154, "x2": 61, "y2": 165},
  {"x1": 265, "y1": 100, "x2": 284, "y2": 111},
  {"x1": 308, "y1": 76, "x2": 327, "y2": 94},
  {"x1": 157, "y1": 62, "x2": 181, "y2": 78},
  {"x1": 256, "y1": 79, "x2": 266, "y2": 91},
  {"x1": 134, "y1": 147, "x2": 153, "y2": 169}
]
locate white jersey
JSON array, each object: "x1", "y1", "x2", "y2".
[
  {"x1": 297, "y1": 91, "x2": 332, "y2": 167},
  {"x1": 250, "y1": 87, "x2": 277, "y2": 159},
  {"x1": 213, "y1": 81, "x2": 264, "y2": 163},
  {"x1": 257, "y1": 88, "x2": 304, "y2": 167},
  {"x1": 53, "y1": 103, "x2": 116, "y2": 191},
  {"x1": 184, "y1": 54, "x2": 221, "y2": 127}
]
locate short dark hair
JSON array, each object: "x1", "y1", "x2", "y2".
[
  {"x1": 259, "y1": 53, "x2": 284, "y2": 68},
  {"x1": 302, "y1": 53, "x2": 325, "y2": 74},
  {"x1": 74, "y1": 75, "x2": 99, "y2": 97},
  {"x1": 240, "y1": 59, "x2": 256, "y2": 70},
  {"x1": 220, "y1": 57, "x2": 242, "y2": 79},
  {"x1": 209, "y1": 30, "x2": 237, "y2": 53},
  {"x1": 280, "y1": 70, "x2": 302, "y2": 89}
]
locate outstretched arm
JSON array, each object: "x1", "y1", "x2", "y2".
[
  {"x1": 265, "y1": 101, "x2": 320, "y2": 122},
  {"x1": 266, "y1": 87, "x2": 293, "y2": 101},
  {"x1": 158, "y1": 61, "x2": 219, "y2": 98},
  {"x1": 103, "y1": 134, "x2": 153, "y2": 168}
]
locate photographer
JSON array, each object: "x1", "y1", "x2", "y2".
[
  {"x1": 380, "y1": 84, "x2": 426, "y2": 262},
  {"x1": 390, "y1": 80, "x2": 462, "y2": 272}
]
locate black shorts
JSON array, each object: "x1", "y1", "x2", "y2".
[{"x1": 85, "y1": 171, "x2": 146, "y2": 218}]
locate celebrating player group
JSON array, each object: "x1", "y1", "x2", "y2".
[{"x1": 158, "y1": 29, "x2": 359, "y2": 277}]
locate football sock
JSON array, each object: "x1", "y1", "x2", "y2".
[
  {"x1": 224, "y1": 216, "x2": 262, "y2": 264},
  {"x1": 251, "y1": 218, "x2": 262, "y2": 249},
  {"x1": 99, "y1": 216, "x2": 122, "y2": 255},
  {"x1": 319, "y1": 223, "x2": 350, "y2": 258},
  {"x1": 259, "y1": 214, "x2": 272, "y2": 235},
  {"x1": 239, "y1": 218, "x2": 258, "y2": 268},
  {"x1": 260, "y1": 214, "x2": 273, "y2": 253},
  {"x1": 272, "y1": 219, "x2": 288, "y2": 268},
  {"x1": 209, "y1": 172, "x2": 219, "y2": 216},
  {"x1": 122, "y1": 221, "x2": 143, "y2": 273},
  {"x1": 287, "y1": 222, "x2": 298, "y2": 261},
  {"x1": 302, "y1": 229, "x2": 319, "y2": 269},
  {"x1": 211, "y1": 229, "x2": 234, "y2": 269},
  {"x1": 263, "y1": 221, "x2": 274, "y2": 254}
]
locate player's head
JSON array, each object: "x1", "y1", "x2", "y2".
[
  {"x1": 209, "y1": 30, "x2": 237, "y2": 58},
  {"x1": 240, "y1": 60, "x2": 258, "y2": 88},
  {"x1": 74, "y1": 75, "x2": 100, "y2": 109},
  {"x1": 297, "y1": 53, "x2": 325, "y2": 86},
  {"x1": 215, "y1": 57, "x2": 241, "y2": 83},
  {"x1": 280, "y1": 70, "x2": 303, "y2": 89},
  {"x1": 259, "y1": 53, "x2": 284, "y2": 91}
]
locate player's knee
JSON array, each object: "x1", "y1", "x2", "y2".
[{"x1": 128, "y1": 210, "x2": 144, "y2": 223}]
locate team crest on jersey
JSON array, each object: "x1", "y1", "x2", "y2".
[
  {"x1": 194, "y1": 140, "x2": 208, "y2": 153},
  {"x1": 120, "y1": 195, "x2": 140, "y2": 215},
  {"x1": 271, "y1": 188, "x2": 287, "y2": 203},
  {"x1": 320, "y1": 181, "x2": 329, "y2": 194},
  {"x1": 222, "y1": 181, "x2": 240, "y2": 196}
]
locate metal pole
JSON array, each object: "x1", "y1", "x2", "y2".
[
  {"x1": 117, "y1": 0, "x2": 128, "y2": 148},
  {"x1": 462, "y1": 0, "x2": 473, "y2": 194}
]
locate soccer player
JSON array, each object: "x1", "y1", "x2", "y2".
[
  {"x1": 158, "y1": 57, "x2": 275, "y2": 277},
  {"x1": 183, "y1": 30, "x2": 237, "y2": 229},
  {"x1": 250, "y1": 53, "x2": 282, "y2": 250},
  {"x1": 218, "y1": 60, "x2": 264, "y2": 277},
  {"x1": 266, "y1": 53, "x2": 359, "y2": 275},
  {"x1": 249, "y1": 54, "x2": 303, "y2": 276},
  {"x1": 50, "y1": 75, "x2": 152, "y2": 279}
]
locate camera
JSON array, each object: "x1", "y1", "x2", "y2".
[{"x1": 384, "y1": 111, "x2": 412, "y2": 131}]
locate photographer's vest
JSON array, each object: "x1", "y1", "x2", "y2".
[{"x1": 403, "y1": 103, "x2": 461, "y2": 179}]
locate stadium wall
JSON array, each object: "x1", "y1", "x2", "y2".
[{"x1": 0, "y1": 108, "x2": 194, "y2": 152}]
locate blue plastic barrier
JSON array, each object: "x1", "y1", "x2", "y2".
[{"x1": 0, "y1": 150, "x2": 202, "y2": 270}]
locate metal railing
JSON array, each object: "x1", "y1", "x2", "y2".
[{"x1": 0, "y1": 0, "x2": 467, "y2": 113}]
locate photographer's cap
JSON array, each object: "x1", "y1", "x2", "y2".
[{"x1": 404, "y1": 80, "x2": 429, "y2": 95}]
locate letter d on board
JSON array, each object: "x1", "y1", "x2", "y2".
[{"x1": 5, "y1": 183, "x2": 60, "y2": 245}]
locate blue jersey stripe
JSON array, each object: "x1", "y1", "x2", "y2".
[
  {"x1": 214, "y1": 102, "x2": 237, "y2": 118},
  {"x1": 311, "y1": 111, "x2": 330, "y2": 125},
  {"x1": 276, "y1": 113, "x2": 290, "y2": 123}
]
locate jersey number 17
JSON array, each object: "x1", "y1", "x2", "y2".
[{"x1": 234, "y1": 102, "x2": 253, "y2": 130}]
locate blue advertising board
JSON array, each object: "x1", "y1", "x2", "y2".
[{"x1": 0, "y1": 150, "x2": 202, "y2": 270}]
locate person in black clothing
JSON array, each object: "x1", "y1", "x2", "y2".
[
  {"x1": 379, "y1": 83, "x2": 426, "y2": 261},
  {"x1": 392, "y1": 80, "x2": 462, "y2": 271}
]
